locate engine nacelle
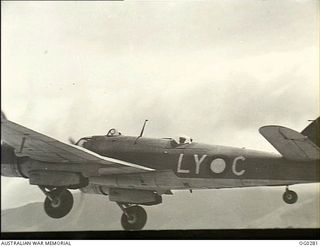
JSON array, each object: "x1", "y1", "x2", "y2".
[
  {"x1": 28, "y1": 170, "x2": 88, "y2": 189},
  {"x1": 1, "y1": 144, "x2": 88, "y2": 189},
  {"x1": 1, "y1": 143, "x2": 25, "y2": 177}
]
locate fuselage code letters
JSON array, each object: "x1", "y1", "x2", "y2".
[{"x1": 177, "y1": 154, "x2": 246, "y2": 176}]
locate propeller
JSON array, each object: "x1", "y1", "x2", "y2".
[{"x1": 68, "y1": 137, "x2": 76, "y2": 145}]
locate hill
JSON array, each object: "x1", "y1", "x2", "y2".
[{"x1": 1, "y1": 186, "x2": 319, "y2": 231}]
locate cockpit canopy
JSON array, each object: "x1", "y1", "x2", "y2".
[
  {"x1": 106, "y1": 128, "x2": 122, "y2": 137},
  {"x1": 172, "y1": 135, "x2": 193, "y2": 145},
  {"x1": 75, "y1": 137, "x2": 92, "y2": 147}
]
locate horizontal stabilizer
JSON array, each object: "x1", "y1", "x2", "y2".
[{"x1": 259, "y1": 125, "x2": 320, "y2": 161}]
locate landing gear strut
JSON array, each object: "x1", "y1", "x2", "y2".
[
  {"x1": 39, "y1": 186, "x2": 74, "y2": 218},
  {"x1": 117, "y1": 203, "x2": 147, "y2": 230},
  {"x1": 282, "y1": 186, "x2": 298, "y2": 204}
]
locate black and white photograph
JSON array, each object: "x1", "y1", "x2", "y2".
[{"x1": 1, "y1": 0, "x2": 319, "y2": 239}]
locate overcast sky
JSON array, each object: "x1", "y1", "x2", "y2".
[{"x1": 1, "y1": 0, "x2": 319, "y2": 209}]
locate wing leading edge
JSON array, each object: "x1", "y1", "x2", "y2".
[{"x1": 1, "y1": 115, "x2": 154, "y2": 174}]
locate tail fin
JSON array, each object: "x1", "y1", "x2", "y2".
[{"x1": 301, "y1": 117, "x2": 319, "y2": 147}]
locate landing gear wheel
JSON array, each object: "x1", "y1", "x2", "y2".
[
  {"x1": 44, "y1": 189, "x2": 74, "y2": 218},
  {"x1": 283, "y1": 189, "x2": 298, "y2": 204},
  {"x1": 121, "y1": 206, "x2": 147, "y2": 230}
]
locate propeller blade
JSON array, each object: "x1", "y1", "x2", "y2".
[{"x1": 68, "y1": 137, "x2": 76, "y2": 144}]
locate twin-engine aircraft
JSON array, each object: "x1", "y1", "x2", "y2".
[{"x1": 1, "y1": 112, "x2": 319, "y2": 230}]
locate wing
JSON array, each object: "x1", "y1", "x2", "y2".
[
  {"x1": 1, "y1": 115, "x2": 154, "y2": 174},
  {"x1": 259, "y1": 125, "x2": 320, "y2": 161}
]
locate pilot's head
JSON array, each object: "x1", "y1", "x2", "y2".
[{"x1": 107, "y1": 128, "x2": 121, "y2": 137}]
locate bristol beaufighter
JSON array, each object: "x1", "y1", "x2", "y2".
[{"x1": 1, "y1": 113, "x2": 319, "y2": 230}]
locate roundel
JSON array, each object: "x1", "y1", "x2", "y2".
[{"x1": 210, "y1": 158, "x2": 226, "y2": 174}]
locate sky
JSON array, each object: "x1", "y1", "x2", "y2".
[{"x1": 1, "y1": 0, "x2": 319, "y2": 210}]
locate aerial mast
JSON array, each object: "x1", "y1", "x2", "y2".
[{"x1": 134, "y1": 119, "x2": 148, "y2": 144}]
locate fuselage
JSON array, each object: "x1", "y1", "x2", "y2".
[{"x1": 76, "y1": 134, "x2": 320, "y2": 191}]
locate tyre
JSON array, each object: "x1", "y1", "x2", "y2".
[
  {"x1": 121, "y1": 206, "x2": 147, "y2": 230},
  {"x1": 44, "y1": 189, "x2": 74, "y2": 218},
  {"x1": 282, "y1": 190, "x2": 298, "y2": 204}
]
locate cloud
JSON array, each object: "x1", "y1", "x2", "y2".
[{"x1": 1, "y1": 0, "x2": 319, "y2": 210}]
